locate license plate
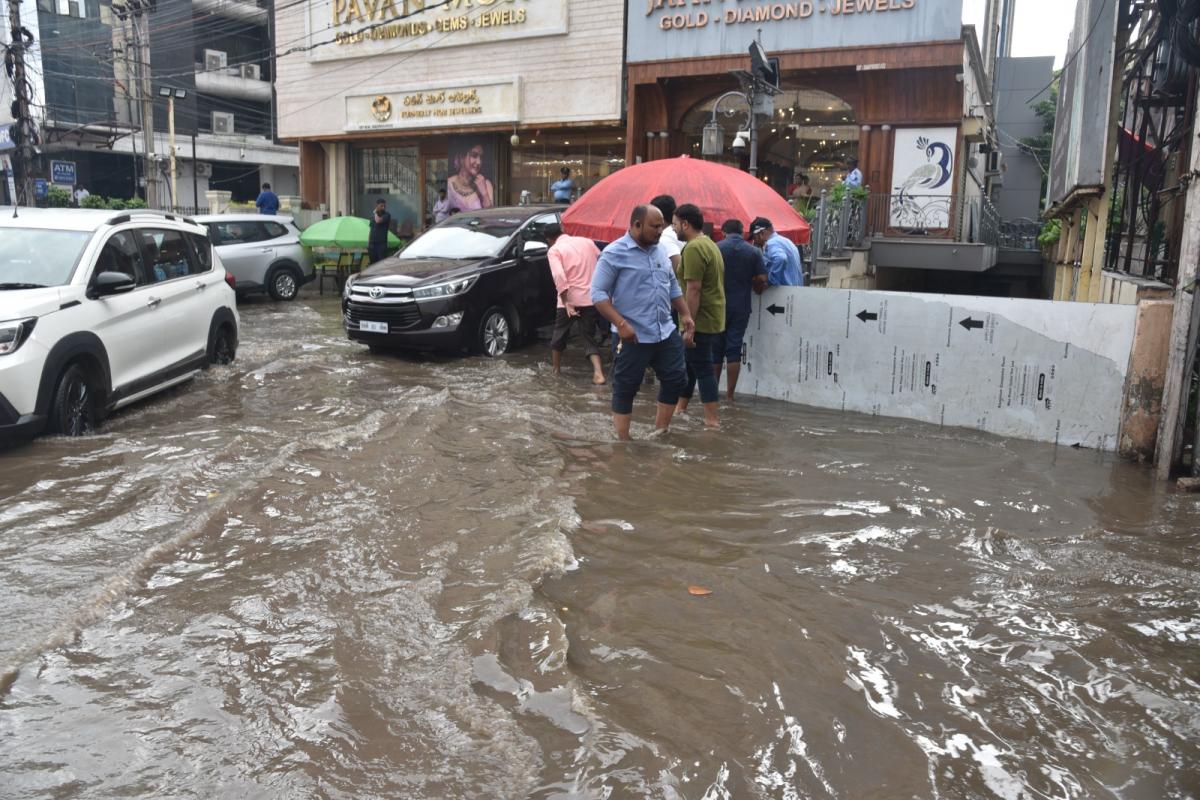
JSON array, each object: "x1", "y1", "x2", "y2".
[{"x1": 359, "y1": 320, "x2": 388, "y2": 334}]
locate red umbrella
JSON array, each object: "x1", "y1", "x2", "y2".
[{"x1": 562, "y1": 156, "x2": 811, "y2": 245}]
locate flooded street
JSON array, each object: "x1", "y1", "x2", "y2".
[{"x1": 2, "y1": 293, "x2": 1199, "y2": 799}]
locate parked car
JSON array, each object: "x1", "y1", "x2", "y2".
[
  {"x1": 342, "y1": 206, "x2": 563, "y2": 356},
  {"x1": 0, "y1": 207, "x2": 239, "y2": 440},
  {"x1": 194, "y1": 214, "x2": 313, "y2": 301}
]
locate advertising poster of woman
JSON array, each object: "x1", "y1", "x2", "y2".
[{"x1": 446, "y1": 136, "x2": 496, "y2": 212}]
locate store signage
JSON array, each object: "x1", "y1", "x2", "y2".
[
  {"x1": 308, "y1": 0, "x2": 567, "y2": 63},
  {"x1": 346, "y1": 80, "x2": 518, "y2": 131},
  {"x1": 627, "y1": 0, "x2": 962, "y2": 63},
  {"x1": 51, "y1": 159, "x2": 76, "y2": 186},
  {"x1": 0, "y1": 124, "x2": 14, "y2": 153}
]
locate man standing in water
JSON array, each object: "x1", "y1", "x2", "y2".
[
  {"x1": 591, "y1": 205, "x2": 695, "y2": 440},
  {"x1": 671, "y1": 203, "x2": 725, "y2": 428},
  {"x1": 546, "y1": 223, "x2": 606, "y2": 385},
  {"x1": 714, "y1": 218, "x2": 766, "y2": 400}
]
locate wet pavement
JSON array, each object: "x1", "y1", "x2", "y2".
[{"x1": 2, "y1": 292, "x2": 1199, "y2": 799}]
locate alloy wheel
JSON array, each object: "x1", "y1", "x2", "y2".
[
  {"x1": 274, "y1": 271, "x2": 298, "y2": 300},
  {"x1": 483, "y1": 312, "x2": 510, "y2": 356},
  {"x1": 63, "y1": 377, "x2": 93, "y2": 436}
]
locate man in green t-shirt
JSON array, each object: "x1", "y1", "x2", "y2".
[{"x1": 672, "y1": 203, "x2": 726, "y2": 428}]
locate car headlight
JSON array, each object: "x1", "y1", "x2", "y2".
[
  {"x1": 342, "y1": 275, "x2": 356, "y2": 299},
  {"x1": 413, "y1": 276, "x2": 476, "y2": 300},
  {"x1": 0, "y1": 317, "x2": 37, "y2": 356}
]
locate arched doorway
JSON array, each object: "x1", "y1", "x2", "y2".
[{"x1": 680, "y1": 88, "x2": 859, "y2": 201}]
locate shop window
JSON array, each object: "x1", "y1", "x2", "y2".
[
  {"x1": 509, "y1": 132, "x2": 625, "y2": 206},
  {"x1": 353, "y1": 146, "x2": 419, "y2": 239}
]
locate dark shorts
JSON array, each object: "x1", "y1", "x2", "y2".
[
  {"x1": 550, "y1": 306, "x2": 601, "y2": 357},
  {"x1": 610, "y1": 331, "x2": 688, "y2": 415},
  {"x1": 712, "y1": 310, "x2": 751, "y2": 365},
  {"x1": 680, "y1": 331, "x2": 721, "y2": 404}
]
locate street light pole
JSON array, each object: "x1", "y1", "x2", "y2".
[{"x1": 167, "y1": 93, "x2": 176, "y2": 209}]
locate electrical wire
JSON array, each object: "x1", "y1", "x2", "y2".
[{"x1": 1025, "y1": 0, "x2": 1115, "y2": 103}]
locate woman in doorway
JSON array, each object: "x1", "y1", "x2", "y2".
[{"x1": 447, "y1": 141, "x2": 494, "y2": 212}]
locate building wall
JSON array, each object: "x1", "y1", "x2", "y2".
[
  {"x1": 274, "y1": 0, "x2": 624, "y2": 142},
  {"x1": 993, "y1": 56, "x2": 1054, "y2": 221}
]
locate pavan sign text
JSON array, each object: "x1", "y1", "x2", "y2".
[{"x1": 308, "y1": 0, "x2": 566, "y2": 62}]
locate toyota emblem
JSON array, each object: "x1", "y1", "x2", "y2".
[{"x1": 368, "y1": 286, "x2": 384, "y2": 299}]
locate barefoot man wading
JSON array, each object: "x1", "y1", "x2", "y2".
[
  {"x1": 546, "y1": 223, "x2": 606, "y2": 385},
  {"x1": 590, "y1": 205, "x2": 696, "y2": 440}
]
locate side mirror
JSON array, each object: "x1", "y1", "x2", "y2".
[
  {"x1": 89, "y1": 271, "x2": 136, "y2": 298},
  {"x1": 520, "y1": 239, "x2": 548, "y2": 257}
]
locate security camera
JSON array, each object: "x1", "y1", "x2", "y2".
[{"x1": 731, "y1": 131, "x2": 749, "y2": 157}]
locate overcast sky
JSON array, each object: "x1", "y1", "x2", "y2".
[{"x1": 962, "y1": 0, "x2": 1078, "y2": 67}]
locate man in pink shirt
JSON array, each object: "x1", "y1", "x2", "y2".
[{"x1": 545, "y1": 223, "x2": 605, "y2": 384}]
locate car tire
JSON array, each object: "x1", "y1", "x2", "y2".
[
  {"x1": 475, "y1": 306, "x2": 513, "y2": 357},
  {"x1": 208, "y1": 323, "x2": 237, "y2": 365},
  {"x1": 266, "y1": 265, "x2": 302, "y2": 301},
  {"x1": 48, "y1": 363, "x2": 97, "y2": 437}
]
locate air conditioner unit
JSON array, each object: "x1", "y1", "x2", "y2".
[
  {"x1": 211, "y1": 111, "x2": 234, "y2": 134},
  {"x1": 204, "y1": 49, "x2": 228, "y2": 71},
  {"x1": 985, "y1": 150, "x2": 1003, "y2": 175},
  {"x1": 195, "y1": 162, "x2": 213, "y2": 178},
  {"x1": 240, "y1": 63, "x2": 261, "y2": 80}
]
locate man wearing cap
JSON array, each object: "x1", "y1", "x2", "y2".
[
  {"x1": 750, "y1": 217, "x2": 803, "y2": 287},
  {"x1": 591, "y1": 204, "x2": 696, "y2": 440}
]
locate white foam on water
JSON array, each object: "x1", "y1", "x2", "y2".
[{"x1": 846, "y1": 646, "x2": 902, "y2": 719}]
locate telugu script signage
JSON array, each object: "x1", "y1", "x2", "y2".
[
  {"x1": 345, "y1": 80, "x2": 519, "y2": 131},
  {"x1": 627, "y1": 0, "x2": 962, "y2": 63},
  {"x1": 307, "y1": 0, "x2": 567, "y2": 62}
]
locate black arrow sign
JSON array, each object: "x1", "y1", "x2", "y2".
[
  {"x1": 767, "y1": 304, "x2": 785, "y2": 316},
  {"x1": 959, "y1": 316, "x2": 985, "y2": 330},
  {"x1": 856, "y1": 309, "x2": 878, "y2": 323}
]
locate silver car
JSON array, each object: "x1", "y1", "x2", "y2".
[{"x1": 195, "y1": 214, "x2": 314, "y2": 301}]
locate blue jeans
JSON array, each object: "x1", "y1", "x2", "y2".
[
  {"x1": 679, "y1": 331, "x2": 720, "y2": 403},
  {"x1": 712, "y1": 310, "x2": 750, "y2": 365},
  {"x1": 610, "y1": 331, "x2": 688, "y2": 414}
]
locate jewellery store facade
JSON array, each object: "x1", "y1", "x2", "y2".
[
  {"x1": 276, "y1": 0, "x2": 625, "y2": 236},
  {"x1": 625, "y1": 0, "x2": 992, "y2": 215}
]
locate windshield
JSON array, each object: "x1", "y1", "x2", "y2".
[
  {"x1": 0, "y1": 228, "x2": 92, "y2": 287},
  {"x1": 399, "y1": 215, "x2": 525, "y2": 260}
]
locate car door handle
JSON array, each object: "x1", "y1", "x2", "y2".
[
  {"x1": 194, "y1": 280, "x2": 207, "y2": 292},
  {"x1": 259, "y1": 247, "x2": 274, "y2": 253},
  {"x1": 146, "y1": 296, "x2": 161, "y2": 308}
]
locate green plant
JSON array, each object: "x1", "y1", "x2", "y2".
[
  {"x1": 108, "y1": 197, "x2": 127, "y2": 211},
  {"x1": 1037, "y1": 218, "x2": 1062, "y2": 248},
  {"x1": 828, "y1": 183, "x2": 869, "y2": 204},
  {"x1": 125, "y1": 197, "x2": 147, "y2": 209},
  {"x1": 47, "y1": 185, "x2": 72, "y2": 208},
  {"x1": 80, "y1": 193, "x2": 108, "y2": 209}
]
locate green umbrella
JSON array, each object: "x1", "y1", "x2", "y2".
[{"x1": 299, "y1": 215, "x2": 401, "y2": 249}]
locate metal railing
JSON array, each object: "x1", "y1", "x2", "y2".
[{"x1": 809, "y1": 190, "x2": 1033, "y2": 260}]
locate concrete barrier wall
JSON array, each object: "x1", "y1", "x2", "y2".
[{"x1": 737, "y1": 288, "x2": 1139, "y2": 451}]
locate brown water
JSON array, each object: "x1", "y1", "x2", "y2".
[{"x1": 2, "y1": 293, "x2": 1199, "y2": 799}]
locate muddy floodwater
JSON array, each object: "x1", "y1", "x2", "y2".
[{"x1": 2, "y1": 294, "x2": 1199, "y2": 799}]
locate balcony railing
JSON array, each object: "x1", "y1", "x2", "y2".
[{"x1": 809, "y1": 190, "x2": 1032, "y2": 261}]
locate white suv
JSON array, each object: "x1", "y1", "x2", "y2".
[
  {"x1": 0, "y1": 207, "x2": 239, "y2": 440},
  {"x1": 194, "y1": 214, "x2": 313, "y2": 301}
]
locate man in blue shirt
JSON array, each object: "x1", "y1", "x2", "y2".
[
  {"x1": 714, "y1": 219, "x2": 767, "y2": 400},
  {"x1": 749, "y1": 217, "x2": 804, "y2": 286},
  {"x1": 550, "y1": 167, "x2": 576, "y2": 204},
  {"x1": 843, "y1": 156, "x2": 863, "y2": 188},
  {"x1": 591, "y1": 204, "x2": 696, "y2": 441},
  {"x1": 255, "y1": 182, "x2": 280, "y2": 215}
]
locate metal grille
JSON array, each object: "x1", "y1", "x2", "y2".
[{"x1": 345, "y1": 302, "x2": 422, "y2": 330}]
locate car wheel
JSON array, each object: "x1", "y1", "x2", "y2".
[
  {"x1": 266, "y1": 266, "x2": 301, "y2": 301},
  {"x1": 49, "y1": 363, "x2": 97, "y2": 437},
  {"x1": 476, "y1": 307, "x2": 513, "y2": 357},
  {"x1": 208, "y1": 324, "x2": 237, "y2": 365}
]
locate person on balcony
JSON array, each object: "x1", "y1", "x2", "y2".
[{"x1": 842, "y1": 157, "x2": 863, "y2": 188}]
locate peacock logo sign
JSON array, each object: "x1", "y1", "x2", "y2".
[{"x1": 890, "y1": 127, "x2": 956, "y2": 229}]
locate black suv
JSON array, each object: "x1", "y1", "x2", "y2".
[{"x1": 342, "y1": 206, "x2": 562, "y2": 356}]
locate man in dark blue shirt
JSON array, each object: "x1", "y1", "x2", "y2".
[
  {"x1": 255, "y1": 182, "x2": 280, "y2": 215},
  {"x1": 714, "y1": 219, "x2": 766, "y2": 400}
]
